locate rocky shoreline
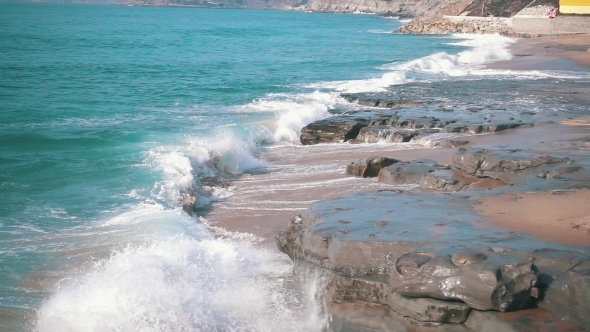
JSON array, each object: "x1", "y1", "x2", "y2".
[
  {"x1": 395, "y1": 16, "x2": 517, "y2": 36},
  {"x1": 274, "y1": 88, "x2": 590, "y2": 330}
]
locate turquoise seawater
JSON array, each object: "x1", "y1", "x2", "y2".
[{"x1": 2, "y1": 3, "x2": 590, "y2": 331}]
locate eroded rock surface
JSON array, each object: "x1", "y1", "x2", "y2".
[
  {"x1": 346, "y1": 157, "x2": 401, "y2": 178},
  {"x1": 299, "y1": 112, "x2": 454, "y2": 145},
  {"x1": 354, "y1": 126, "x2": 440, "y2": 143},
  {"x1": 277, "y1": 191, "x2": 590, "y2": 330},
  {"x1": 341, "y1": 93, "x2": 424, "y2": 109},
  {"x1": 443, "y1": 122, "x2": 533, "y2": 134},
  {"x1": 452, "y1": 147, "x2": 567, "y2": 184},
  {"x1": 300, "y1": 116, "x2": 369, "y2": 145},
  {"x1": 419, "y1": 169, "x2": 470, "y2": 192},
  {"x1": 378, "y1": 159, "x2": 448, "y2": 185}
]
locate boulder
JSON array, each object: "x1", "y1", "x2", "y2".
[
  {"x1": 346, "y1": 157, "x2": 401, "y2": 178},
  {"x1": 533, "y1": 250, "x2": 590, "y2": 329},
  {"x1": 300, "y1": 116, "x2": 369, "y2": 145}
]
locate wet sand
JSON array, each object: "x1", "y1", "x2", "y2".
[
  {"x1": 475, "y1": 189, "x2": 590, "y2": 246},
  {"x1": 488, "y1": 33, "x2": 590, "y2": 70}
]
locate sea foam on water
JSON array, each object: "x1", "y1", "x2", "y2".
[{"x1": 37, "y1": 208, "x2": 327, "y2": 332}]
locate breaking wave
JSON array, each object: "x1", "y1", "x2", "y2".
[
  {"x1": 37, "y1": 209, "x2": 327, "y2": 332},
  {"x1": 306, "y1": 33, "x2": 516, "y2": 93}
]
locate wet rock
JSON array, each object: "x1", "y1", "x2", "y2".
[
  {"x1": 546, "y1": 165, "x2": 583, "y2": 179},
  {"x1": 354, "y1": 126, "x2": 439, "y2": 143},
  {"x1": 539, "y1": 260, "x2": 590, "y2": 329},
  {"x1": 444, "y1": 122, "x2": 532, "y2": 134},
  {"x1": 391, "y1": 117, "x2": 449, "y2": 129},
  {"x1": 451, "y1": 251, "x2": 487, "y2": 266},
  {"x1": 328, "y1": 273, "x2": 472, "y2": 324},
  {"x1": 452, "y1": 147, "x2": 567, "y2": 183},
  {"x1": 530, "y1": 250, "x2": 590, "y2": 329},
  {"x1": 300, "y1": 114, "x2": 450, "y2": 145},
  {"x1": 300, "y1": 116, "x2": 369, "y2": 145},
  {"x1": 277, "y1": 191, "x2": 542, "y2": 314},
  {"x1": 378, "y1": 159, "x2": 448, "y2": 185},
  {"x1": 442, "y1": 139, "x2": 470, "y2": 148},
  {"x1": 419, "y1": 169, "x2": 469, "y2": 192},
  {"x1": 201, "y1": 176, "x2": 232, "y2": 188},
  {"x1": 180, "y1": 188, "x2": 198, "y2": 215},
  {"x1": 346, "y1": 156, "x2": 401, "y2": 178},
  {"x1": 395, "y1": 252, "x2": 436, "y2": 275},
  {"x1": 341, "y1": 93, "x2": 424, "y2": 108}
]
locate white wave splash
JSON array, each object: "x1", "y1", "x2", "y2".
[
  {"x1": 307, "y1": 33, "x2": 516, "y2": 93},
  {"x1": 243, "y1": 91, "x2": 343, "y2": 142},
  {"x1": 146, "y1": 126, "x2": 272, "y2": 209},
  {"x1": 37, "y1": 210, "x2": 327, "y2": 332}
]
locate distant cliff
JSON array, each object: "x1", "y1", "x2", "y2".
[
  {"x1": 122, "y1": 0, "x2": 558, "y2": 18},
  {"x1": 305, "y1": 0, "x2": 471, "y2": 16},
  {"x1": 123, "y1": 0, "x2": 302, "y2": 9}
]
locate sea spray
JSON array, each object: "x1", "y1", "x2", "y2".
[
  {"x1": 243, "y1": 91, "x2": 344, "y2": 142},
  {"x1": 37, "y1": 210, "x2": 328, "y2": 332},
  {"x1": 307, "y1": 33, "x2": 517, "y2": 93}
]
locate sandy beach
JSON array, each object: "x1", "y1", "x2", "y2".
[{"x1": 488, "y1": 33, "x2": 590, "y2": 70}]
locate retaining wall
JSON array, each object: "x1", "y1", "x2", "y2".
[{"x1": 511, "y1": 15, "x2": 590, "y2": 34}]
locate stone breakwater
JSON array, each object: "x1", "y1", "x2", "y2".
[{"x1": 395, "y1": 16, "x2": 516, "y2": 35}]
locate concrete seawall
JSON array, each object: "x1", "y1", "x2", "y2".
[{"x1": 511, "y1": 15, "x2": 590, "y2": 34}]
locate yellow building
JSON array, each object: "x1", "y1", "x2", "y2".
[{"x1": 560, "y1": 0, "x2": 590, "y2": 14}]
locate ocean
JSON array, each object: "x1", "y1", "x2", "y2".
[{"x1": 1, "y1": 3, "x2": 590, "y2": 331}]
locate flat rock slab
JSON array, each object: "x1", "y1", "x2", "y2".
[
  {"x1": 277, "y1": 191, "x2": 590, "y2": 325},
  {"x1": 419, "y1": 169, "x2": 470, "y2": 192},
  {"x1": 378, "y1": 159, "x2": 448, "y2": 185},
  {"x1": 341, "y1": 93, "x2": 425, "y2": 109},
  {"x1": 452, "y1": 147, "x2": 568, "y2": 184},
  {"x1": 444, "y1": 122, "x2": 533, "y2": 134}
]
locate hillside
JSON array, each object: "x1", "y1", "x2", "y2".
[{"x1": 122, "y1": 0, "x2": 559, "y2": 18}]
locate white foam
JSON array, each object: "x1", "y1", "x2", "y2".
[
  {"x1": 100, "y1": 203, "x2": 165, "y2": 227},
  {"x1": 186, "y1": 128, "x2": 271, "y2": 175},
  {"x1": 367, "y1": 29, "x2": 392, "y2": 34},
  {"x1": 307, "y1": 34, "x2": 517, "y2": 93},
  {"x1": 245, "y1": 91, "x2": 341, "y2": 141},
  {"x1": 37, "y1": 211, "x2": 326, "y2": 332},
  {"x1": 144, "y1": 126, "x2": 272, "y2": 209},
  {"x1": 307, "y1": 71, "x2": 409, "y2": 93},
  {"x1": 411, "y1": 132, "x2": 471, "y2": 147}
]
